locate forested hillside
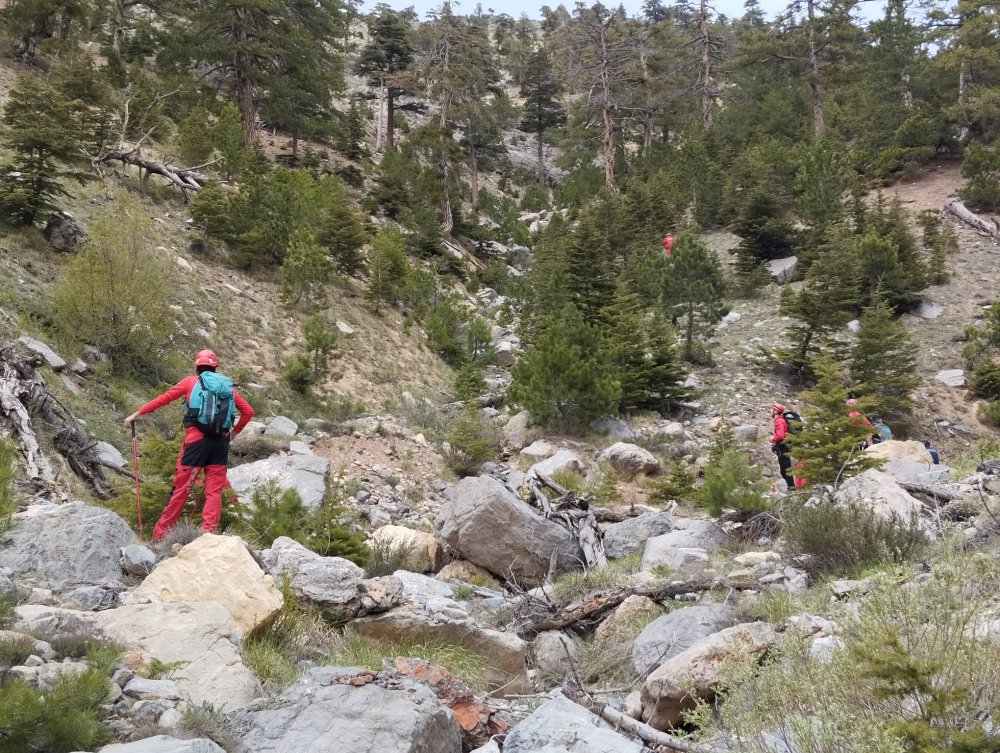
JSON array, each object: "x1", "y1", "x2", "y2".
[{"x1": 1, "y1": 0, "x2": 1000, "y2": 751}]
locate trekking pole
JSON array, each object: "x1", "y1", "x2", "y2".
[{"x1": 131, "y1": 422, "x2": 144, "y2": 538}]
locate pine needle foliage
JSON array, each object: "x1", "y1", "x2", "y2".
[
  {"x1": 697, "y1": 426, "x2": 769, "y2": 516},
  {"x1": 786, "y1": 353, "x2": 883, "y2": 486},
  {"x1": 850, "y1": 298, "x2": 919, "y2": 427}
]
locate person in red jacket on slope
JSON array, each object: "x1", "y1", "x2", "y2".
[
  {"x1": 770, "y1": 402, "x2": 795, "y2": 490},
  {"x1": 124, "y1": 350, "x2": 254, "y2": 540}
]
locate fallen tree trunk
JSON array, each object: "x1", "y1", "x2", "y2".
[
  {"x1": 561, "y1": 683, "x2": 727, "y2": 753},
  {"x1": 898, "y1": 480, "x2": 962, "y2": 503},
  {"x1": 94, "y1": 150, "x2": 209, "y2": 201},
  {"x1": 0, "y1": 345, "x2": 112, "y2": 498},
  {"x1": 943, "y1": 197, "x2": 1000, "y2": 240},
  {"x1": 522, "y1": 578, "x2": 760, "y2": 638},
  {"x1": 526, "y1": 473, "x2": 608, "y2": 570}
]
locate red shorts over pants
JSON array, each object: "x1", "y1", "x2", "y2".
[{"x1": 152, "y1": 434, "x2": 230, "y2": 541}]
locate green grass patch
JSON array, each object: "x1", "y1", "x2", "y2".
[
  {"x1": 547, "y1": 553, "x2": 643, "y2": 602},
  {"x1": 327, "y1": 635, "x2": 491, "y2": 690}
]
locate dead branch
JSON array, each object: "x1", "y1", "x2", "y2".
[
  {"x1": 527, "y1": 473, "x2": 608, "y2": 570},
  {"x1": 521, "y1": 578, "x2": 760, "y2": 638},
  {"x1": 561, "y1": 682, "x2": 727, "y2": 753},
  {"x1": 0, "y1": 345, "x2": 112, "y2": 498},
  {"x1": 94, "y1": 150, "x2": 208, "y2": 201},
  {"x1": 943, "y1": 197, "x2": 1000, "y2": 239},
  {"x1": 897, "y1": 480, "x2": 962, "y2": 503}
]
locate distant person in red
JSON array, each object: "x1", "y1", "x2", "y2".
[
  {"x1": 124, "y1": 350, "x2": 254, "y2": 540},
  {"x1": 769, "y1": 402, "x2": 795, "y2": 490},
  {"x1": 662, "y1": 233, "x2": 673, "y2": 258}
]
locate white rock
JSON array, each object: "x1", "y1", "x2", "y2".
[
  {"x1": 765, "y1": 256, "x2": 797, "y2": 284},
  {"x1": 935, "y1": 369, "x2": 965, "y2": 387},
  {"x1": 227, "y1": 453, "x2": 330, "y2": 509},
  {"x1": 520, "y1": 439, "x2": 554, "y2": 460},
  {"x1": 528, "y1": 449, "x2": 586, "y2": 479},
  {"x1": 95, "y1": 441, "x2": 126, "y2": 469},
  {"x1": 598, "y1": 442, "x2": 660, "y2": 478},
  {"x1": 335, "y1": 321, "x2": 355, "y2": 337},
  {"x1": 16, "y1": 335, "x2": 67, "y2": 371},
  {"x1": 175, "y1": 257, "x2": 194, "y2": 272},
  {"x1": 915, "y1": 301, "x2": 944, "y2": 319},
  {"x1": 370, "y1": 526, "x2": 444, "y2": 573},
  {"x1": 847, "y1": 319, "x2": 860, "y2": 332},
  {"x1": 264, "y1": 415, "x2": 299, "y2": 437}
]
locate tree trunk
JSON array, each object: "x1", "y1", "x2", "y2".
[
  {"x1": 438, "y1": 33, "x2": 453, "y2": 234},
  {"x1": 387, "y1": 85, "x2": 395, "y2": 150},
  {"x1": 536, "y1": 127, "x2": 546, "y2": 184},
  {"x1": 685, "y1": 299, "x2": 694, "y2": 360},
  {"x1": 597, "y1": 16, "x2": 616, "y2": 192},
  {"x1": 233, "y1": 8, "x2": 257, "y2": 148},
  {"x1": 469, "y1": 140, "x2": 479, "y2": 211},
  {"x1": 698, "y1": 0, "x2": 713, "y2": 128},
  {"x1": 807, "y1": 0, "x2": 825, "y2": 137},
  {"x1": 110, "y1": 0, "x2": 126, "y2": 55},
  {"x1": 291, "y1": 128, "x2": 299, "y2": 159},
  {"x1": 958, "y1": 62, "x2": 970, "y2": 142}
]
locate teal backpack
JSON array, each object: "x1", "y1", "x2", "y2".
[{"x1": 185, "y1": 372, "x2": 236, "y2": 435}]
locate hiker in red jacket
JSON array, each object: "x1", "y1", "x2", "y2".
[
  {"x1": 124, "y1": 350, "x2": 254, "y2": 540},
  {"x1": 662, "y1": 233, "x2": 673, "y2": 258},
  {"x1": 770, "y1": 402, "x2": 795, "y2": 490}
]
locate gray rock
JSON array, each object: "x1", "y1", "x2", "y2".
[
  {"x1": 0, "y1": 571, "x2": 15, "y2": 597},
  {"x1": 235, "y1": 666, "x2": 462, "y2": 753},
  {"x1": 884, "y1": 459, "x2": 951, "y2": 484},
  {"x1": 42, "y1": 213, "x2": 87, "y2": 252},
  {"x1": 493, "y1": 341, "x2": 517, "y2": 366},
  {"x1": 603, "y1": 512, "x2": 675, "y2": 558},
  {"x1": 520, "y1": 439, "x2": 554, "y2": 460},
  {"x1": 936, "y1": 369, "x2": 965, "y2": 387},
  {"x1": 766, "y1": 256, "x2": 797, "y2": 284},
  {"x1": 503, "y1": 695, "x2": 644, "y2": 753},
  {"x1": 16, "y1": 335, "x2": 67, "y2": 371},
  {"x1": 95, "y1": 441, "x2": 126, "y2": 469},
  {"x1": 598, "y1": 442, "x2": 660, "y2": 478},
  {"x1": 99, "y1": 736, "x2": 225, "y2": 752},
  {"x1": 659, "y1": 547, "x2": 710, "y2": 578},
  {"x1": 733, "y1": 425, "x2": 759, "y2": 441},
  {"x1": 123, "y1": 677, "x2": 183, "y2": 701},
  {"x1": 261, "y1": 537, "x2": 367, "y2": 618},
  {"x1": 528, "y1": 449, "x2": 586, "y2": 479},
  {"x1": 502, "y1": 411, "x2": 533, "y2": 451},
  {"x1": 227, "y1": 453, "x2": 329, "y2": 509},
  {"x1": 120, "y1": 544, "x2": 156, "y2": 576},
  {"x1": 437, "y1": 476, "x2": 583, "y2": 586},
  {"x1": 640, "y1": 519, "x2": 727, "y2": 571},
  {"x1": 245, "y1": 421, "x2": 266, "y2": 435},
  {"x1": 0, "y1": 501, "x2": 136, "y2": 591},
  {"x1": 591, "y1": 415, "x2": 639, "y2": 441},
  {"x1": 335, "y1": 321, "x2": 355, "y2": 337},
  {"x1": 61, "y1": 585, "x2": 112, "y2": 610},
  {"x1": 915, "y1": 301, "x2": 944, "y2": 319},
  {"x1": 533, "y1": 631, "x2": 581, "y2": 680},
  {"x1": 632, "y1": 604, "x2": 735, "y2": 676},
  {"x1": 264, "y1": 416, "x2": 299, "y2": 437}
]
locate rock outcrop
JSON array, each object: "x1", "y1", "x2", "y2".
[
  {"x1": 597, "y1": 442, "x2": 660, "y2": 478},
  {"x1": 632, "y1": 604, "x2": 735, "y2": 676},
  {"x1": 503, "y1": 695, "x2": 644, "y2": 753},
  {"x1": 227, "y1": 453, "x2": 329, "y2": 509},
  {"x1": 438, "y1": 475, "x2": 582, "y2": 586},
  {"x1": 131, "y1": 534, "x2": 282, "y2": 637}
]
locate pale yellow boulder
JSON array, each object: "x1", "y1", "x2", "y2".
[
  {"x1": 131, "y1": 534, "x2": 282, "y2": 637},
  {"x1": 594, "y1": 595, "x2": 660, "y2": 641},
  {"x1": 436, "y1": 560, "x2": 498, "y2": 586},
  {"x1": 864, "y1": 440, "x2": 932, "y2": 465},
  {"x1": 370, "y1": 525, "x2": 444, "y2": 573}
]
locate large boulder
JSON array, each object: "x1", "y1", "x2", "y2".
[
  {"x1": 528, "y1": 450, "x2": 586, "y2": 479},
  {"x1": 603, "y1": 511, "x2": 675, "y2": 558},
  {"x1": 236, "y1": 666, "x2": 462, "y2": 753},
  {"x1": 503, "y1": 696, "x2": 644, "y2": 753},
  {"x1": 598, "y1": 443, "x2": 660, "y2": 478},
  {"x1": 640, "y1": 519, "x2": 727, "y2": 571},
  {"x1": 131, "y1": 534, "x2": 282, "y2": 637},
  {"x1": 227, "y1": 453, "x2": 329, "y2": 509},
  {"x1": 99, "y1": 737, "x2": 225, "y2": 753},
  {"x1": 835, "y1": 469, "x2": 928, "y2": 528},
  {"x1": 16, "y1": 335, "x2": 67, "y2": 371},
  {"x1": 264, "y1": 416, "x2": 299, "y2": 437},
  {"x1": 594, "y1": 595, "x2": 661, "y2": 641},
  {"x1": 590, "y1": 415, "x2": 639, "y2": 442},
  {"x1": 260, "y1": 537, "x2": 376, "y2": 619},
  {"x1": 766, "y1": 256, "x2": 797, "y2": 284},
  {"x1": 350, "y1": 570, "x2": 530, "y2": 693},
  {"x1": 640, "y1": 621, "x2": 776, "y2": 730},
  {"x1": 864, "y1": 440, "x2": 933, "y2": 465},
  {"x1": 437, "y1": 476, "x2": 583, "y2": 586},
  {"x1": 370, "y1": 525, "x2": 444, "y2": 573},
  {"x1": 502, "y1": 411, "x2": 533, "y2": 451},
  {"x1": 532, "y1": 631, "x2": 581, "y2": 680},
  {"x1": 0, "y1": 501, "x2": 136, "y2": 591},
  {"x1": 632, "y1": 604, "x2": 735, "y2": 676},
  {"x1": 17, "y1": 602, "x2": 258, "y2": 710},
  {"x1": 42, "y1": 213, "x2": 88, "y2": 252}
]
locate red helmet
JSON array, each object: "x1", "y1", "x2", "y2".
[
  {"x1": 194, "y1": 349, "x2": 218, "y2": 368},
  {"x1": 771, "y1": 402, "x2": 785, "y2": 414}
]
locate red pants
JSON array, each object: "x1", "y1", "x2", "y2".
[{"x1": 152, "y1": 435, "x2": 229, "y2": 540}]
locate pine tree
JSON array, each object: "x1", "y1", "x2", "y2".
[
  {"x1": 850, "y1": 298, "x2": 919, "y2": 426},
  {"x1": 518, "y1": 44, "x2": 566, "y2": 184},
  {"x1": 918, "y1": 210, "x2": 956, "y2": 285},
  {"x1": 318, "y1": 184, "x2": 369, "y2": 276},
  {"x1": 698, "y1": 426, "x2": 769, "y2": 516},
  {"x1": 861, "y1": 195, "x2": 928, "y2": 311},
  {"x1": 662, "y1": 232, "x2": 728, "y2": 362},
  {"x1": 564, "y1": 209, "x2": 616, "y2": 329},
  {"x1": 356, "y1": 4, "x2": 415, "y2": 151},
  {"x1": 281, "y1": 228, "x2": 332, "y2": 306},
  {"x1": 786, "y1": 353, "x2": 883, "y2": 486},
  {"x1": 509, "y1": 305, "x2": 621, "y2": 428},
  {"x1": 366, "y1": 227, "x2": 409, "y2": 309},
  {"x1": 213, "y1": 103, "x2": 250, "y2": 179},
  {"x1": 603, "y1": 280, "x2": 689, "y2": 413},
  {"x1": 781, "y1": 237, "x2": 860, "y2": 372},
  {"x1": 0, "y1": 75, "x2": 91, "y2": 226},
  {"x1": 176, "y1": 104, "x2": 214, "y2": 165}
]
